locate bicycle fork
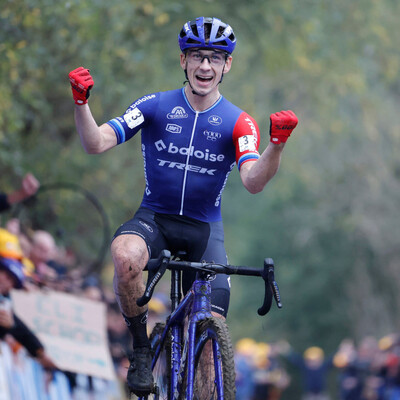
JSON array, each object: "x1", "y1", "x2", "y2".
[{"x1": 184, "y1": 280, "x2": 225, "y2": 399}]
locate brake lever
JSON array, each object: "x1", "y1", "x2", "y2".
[
  {"x1": 268, "y1": 265, "x2": 282, "y2": 308},
  {"x1": 136, "y1": 249, "x2": 171, "y2": 307},
  {"x1": 257, "y1": 258, "x2": 282, "y2": 316}
]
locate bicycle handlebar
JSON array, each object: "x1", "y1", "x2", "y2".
[{"x1": 136, "y1": 249, "x2": 282, "y2": 316}]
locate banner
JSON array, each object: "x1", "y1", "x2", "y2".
[{"x1": 11, "y1": 290, "x2": 116, "y2": 380}]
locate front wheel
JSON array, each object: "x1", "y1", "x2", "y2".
[{"x1": 180, "y1": 317, "x2": 236, "y2": 400}]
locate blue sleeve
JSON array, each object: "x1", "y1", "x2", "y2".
[{"x1": 106, "y1": 93, "x2": 160, "y2": 144}]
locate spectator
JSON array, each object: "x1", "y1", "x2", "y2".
[
  {"x1": 28, "y1": 229, "x2": 65, "y2": 286},
  {"x1": 380, "y1": 334, "x2": 400, "y2": 399},
  {"x1": 81, "y1": 275, "x2": 103, "y2": 301},
  {"x1": 235, "y1": 337, "x2": 257, "y2": 399},
  {"x1": 0, "y1": 173, "x2": 40, "y2": 213},
  {"x1": 251, "y1": 341, "x2": 290, "y2": 400},
  {"x1": 0, "y1": 227, "x2": 25, "y2": 260},
  {"x1": 263, "y1": 342, "x2": 290, "y2": 400},
  {"x1": 0, "y1": 227, "x2": 35, "y2": 284},
  {"x1": 4, "y1": 218, "x2": 33, "y2": 262},
  {"x1": 0, "y1": 247, "x2": 56, "y2": 370},
  {"x1": 334, "y1": 338, "x2": 363, "y2": 400},
  {"x1": 282, "y1": 345, "x2": 333, "y2": 400},
  {"x1": 361, "y1": 336, "x2": 387, "y2": 400}
]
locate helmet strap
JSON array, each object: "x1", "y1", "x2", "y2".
[{"x1": 184, "y1": 69, "x2": 204, "y2": 96}]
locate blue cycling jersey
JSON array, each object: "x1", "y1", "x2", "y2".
[{"x1": 107, "y1": 88, "x2": 260, "y2": 222}]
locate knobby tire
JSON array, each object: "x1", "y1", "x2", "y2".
[{"x1": 179, "y1": 317, "x2": 236, "y2": 400}]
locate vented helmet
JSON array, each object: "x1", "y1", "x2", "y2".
[{"x1": 179, "y1": 17, "x2": 236, "y2": 54}]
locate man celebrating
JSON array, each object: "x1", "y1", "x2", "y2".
[{"x1": 69, "y1": 17, "x2": 298, "y2": 396}]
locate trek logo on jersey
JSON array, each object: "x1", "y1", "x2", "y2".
[
  {"x1": 167, "y1": 106, "x2": 188, "y2": 119},
  {"x1": 124, "y1": 107, "x2": 144, "y2": 129},
  {"x1": 203, "y1": 130, "x2": 221, "y2": 141},
  {"x1": 166, "y1": 124, "x2": 182, "y2": 134},
  {"x1": 157, "y1": 159, "x2": 217, "y2": 175},
  {"x1": 154, "y1": 140, "x2": 225, "y2": 162},
  {"x1": 208, "y1": 115, "x2": 222, "y2": 126}
]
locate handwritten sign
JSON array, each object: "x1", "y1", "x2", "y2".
[{"x1": 11, "y1": 290, "x2": 116, "y2": 380}]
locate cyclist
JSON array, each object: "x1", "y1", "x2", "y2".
[{"x1": 69, "y1": 16, "x2": 298, "y2": 396}]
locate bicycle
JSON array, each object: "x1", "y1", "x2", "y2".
[{"x1": 136, "y1": 249, "x2": 282, "y2": 400}]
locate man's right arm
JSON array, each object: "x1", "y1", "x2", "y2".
[
  {"x1": 74, "y1": 104, "x2": 117, "y2": 154},
  {"x1": 69, "y1": 67, "x2": 117, "y2": 154}
]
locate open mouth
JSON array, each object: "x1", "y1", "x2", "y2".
[{"x1": 196, "y1": 75, "x2": 213, "y2": 83}]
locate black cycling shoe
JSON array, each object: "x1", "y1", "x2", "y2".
[{"x1": 127, "y1": 347, "x2": 154, "y2": 396}]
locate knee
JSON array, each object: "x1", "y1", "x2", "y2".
[{"x1": 111, "y1": 236, "x2": 148, "y2": 280}]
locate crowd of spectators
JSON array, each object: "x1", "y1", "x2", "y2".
[
  {"x1": 0, "y1": 175, "x2": 131, "y2": 397},
  {"x1": 0, "y1": 218, "x2": 170, "y2": 398},
  {"x1": 234, "y1": 333, "x2": 400, "y2": 400},
  {"x1": 2, "y1": 175, "x2": 400, "y2": 400}
]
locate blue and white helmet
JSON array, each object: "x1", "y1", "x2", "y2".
[{"x1": 179, "y1": 17, "x2": 236, "y2": 54}]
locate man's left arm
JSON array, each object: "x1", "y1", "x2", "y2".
[
  {"x1": 240, "y1": 142, "x2": 285, "y2": 194},
  {"x1": 240, "y1": 110, "x2": 298, "y2": 194}
]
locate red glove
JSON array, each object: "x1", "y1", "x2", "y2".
[
  {"x1": 269, "y1": 110, "x2": 298, "y2": 144},
  {"x1": 68, "y1": 67, "x2": 94, "y2": 105}
]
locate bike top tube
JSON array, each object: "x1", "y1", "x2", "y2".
[{"x1": 137, "y1": 249, "x2": 282, "y2": 316}]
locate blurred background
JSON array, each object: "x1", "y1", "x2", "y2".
[{"x1": 1, "y1": 0, "x2": 400, "y2": 398}]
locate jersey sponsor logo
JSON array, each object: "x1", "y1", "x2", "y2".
[
  {"x1": 166, "y1": 124, "x2": 182, "y2": 134},
  {"x1": 238, "y1": 135, "x2": 257, "y2": 152},
  {"x1": 155, "y1": 140, "x2": 167, "y2": 151},
  {"x1": 167, "y1": 106, "x2": 188, "y2": 119},
  {"x1": 124, "y1": 107, "x2": 144, "y2": 129},
  {"x1": 208, "y1": 115, "x2": 222, "y2": 126},
  {"x1": 245, "y1": 117, "x2": 258, "y2": 141},
  {"x1": 203, "y1": 130, "x2": 221, "y2": 141},
  {"x1": 130, "y1": 94, "x2": 156, "y2": 109},
  {"x1": 215, "y1": 162, "x2": 234, "y2": 206},
  {"x1": 142, "y1": 144, "x2": 151, "y2": 195},
  {"x1": 139, "y1": 220, "x2": 153, "y2": 232},
  {"x1": 157, "y1": 159, "x2": 217, "y2": 175},
  {"x1": 154, "y1": 140, "x2": 225, "y2": 162}
]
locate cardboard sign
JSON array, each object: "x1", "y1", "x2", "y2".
[{"x1": 11, "y1": 290, "x2": 116, "y2": 380}]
